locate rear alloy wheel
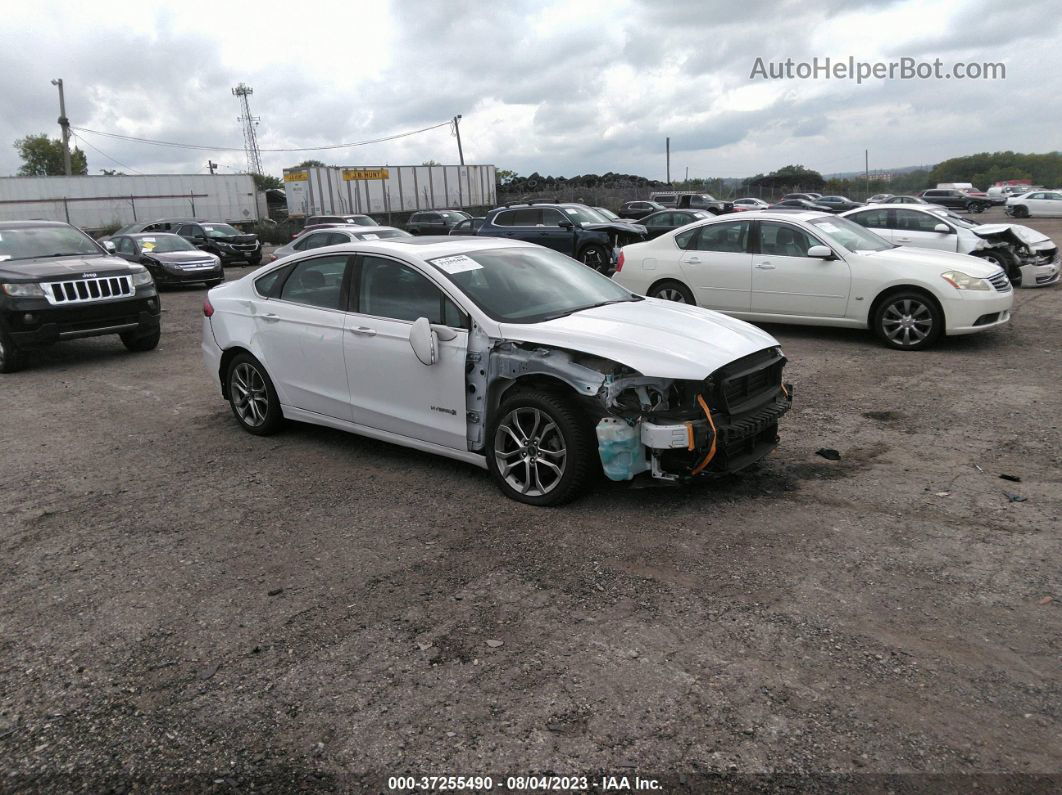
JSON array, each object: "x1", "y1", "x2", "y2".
[
  {"x1": 580, "y1": 244, "x2": 610, "y2": 273},
  {"x1": 487, "y1": 390, "x2": 595, "y2": 506},
  {"x1": 227, "y1": 354, "x2": 283, "y2": 435},
  {"x1": 0, "y1": 331, "x2": 27, "y2": 373},
  {"x1": 1012, "y1": 205, "x2": 1030, "y2": 218},
  {"x1": 873, "y1": 292, "x2": 942, "y2": 351},
  {"x1": 648, "y1": 279, "x2": 695, "y2": 305}
]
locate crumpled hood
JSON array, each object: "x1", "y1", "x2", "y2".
[
  {"x1": 498, "y1": 298, "x2": 778, "y2": 380},
  {"x1": 583, "y1": 221, "x2": 647, "y2": 236},
  {"x1": 0, "y1": 254, "x2": 134, "y2": 281},
  {"x1": 213, "y1": 234, "x2": 258, "y2": 245},
  {"x1": 972, "y1": 223, "x2": 1053, "y2": 250},
  {"x1": 871, "y1": 246, "x2": 1005, "y2": 277}
]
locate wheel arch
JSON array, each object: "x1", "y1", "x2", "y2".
[
  {"x1": 219, "y1": 345, "x2": 269, "y2": 400},
  {"x1": 868, "y1": 284, "x2": 947, "y2": 330}
]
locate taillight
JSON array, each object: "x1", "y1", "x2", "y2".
[
  {"x1": 615, "y1": 250, "x2": 625, "y2": 272},
  {"x1": 203, "y1": 295, "x2": 214, "y2": 317}
]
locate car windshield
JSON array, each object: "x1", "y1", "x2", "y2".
[
  {"x1": 439, "y1": 212, "x2": 467, "y2": 221},
  {"x1": 346, "y1": 217, "x2": 375, "y2": 226},
  {"x1": 807, "y1": 215, "x2": 893, "y2": 253},
  {"x1": 202, "y1": 224, "x2": 240, "y2": 238},
  {"x1": 561, "y1": 206, "x2": 610, "y2": 224},
  {"x1": 0, "y1": 225, "x2": 102, "y2": 261},
  {"x1": 427, "y1": 246, "x2": 640, "y2": 323},
  {"x1": 135, "y1": 235, "x2": 197, "y2": 253},
  {"x1": 595, "y1": 208, "x2": 620, "y2": 220},
  {"x1": 936, "y1": 211, "x2": 977, "y2": 229}
]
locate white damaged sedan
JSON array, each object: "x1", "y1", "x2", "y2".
[{"x1": 202, "y1": 238, "x2": 792, "y2": 505}]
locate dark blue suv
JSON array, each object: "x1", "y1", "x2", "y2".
[{"x1": 477, "y1": 202, "x2": 646, "y2": 272}]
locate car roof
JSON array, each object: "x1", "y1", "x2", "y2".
[
  {"x1": 0, "y1": 220, "x2": 72, "y2": 229},
  {"x1": 309, "y1": 236, "x2": 534, "y2": 256},
  {"x1": 126, "y1": 231, "x2": 184, "y2": 237},
  {"x1": 723, "y1": 209, "x2": 830, "y2": 221}
]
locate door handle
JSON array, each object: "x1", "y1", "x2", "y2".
[
  {"x1": 262, "y1": 312, "x2": 280, "y2": 322},
  {"x1": 684, "y1": 257, "x2": 701, "y2": 264},
  {"x1": 756, "y1": 262, "x2": 775, "y2": 270},
  {"x1": 349, "y1": 326, "x2": 377, "y2": 336}
]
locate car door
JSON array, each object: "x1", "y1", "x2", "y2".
[
  {"x1": 844, "y1": 208, "x2": 896, "y2": 243},
  {"x1": 677, "y1": 220, "x2": 752, "y2": 312},
  {"x1": 501, "y1": 208, "x2": 541, "y2": 244},
  {"x1": 177, "y1": 223, "x2": 210, "y2": 251},
  {"x1": 114, "y1": 236, "x2": 139, "y2": 262},
  {"x1": 537, "y1": 208, "x2": 576, "y2": 253},
  {"x1": 643, "y1": 212, "x2": 674, "y2": 240},
  {"x1": 253, "y1": 254, "x2": 353, "y2": 420},
  {"x1": 1040, "y1": 192, "x2": 1062, "y2": 216},
  {"x1": 750, "y1": 221, "x2": 850, "y2": 317},
  {"x1": 889, "y1": 209, "x2": 957, "y2": 251},
  {"x1": 343, "y1": 255, "x2": 469, "y2": 450}
]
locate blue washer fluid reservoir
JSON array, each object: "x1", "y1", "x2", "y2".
[{"x1": 596, "y1": 418, "x2": 649, "y2": 481}]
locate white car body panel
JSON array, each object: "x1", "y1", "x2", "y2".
[{"x1": 613, "y1": 210, "x2": 1013, "y2": 336}]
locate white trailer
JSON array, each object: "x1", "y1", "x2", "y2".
[
  {"x1": 0, "y1": 174, "x2": 261, "y2": 232},
  {"x1": 283, "y1": 164, "x2": 496, "y2": 218}
]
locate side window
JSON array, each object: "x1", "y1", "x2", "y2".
[
  {"x1": 116, "y1": 237, "x2": 136, "y2": 255},
  {"x1": 255, "y1": 266, "x2": 289, "y2": 297},
  {"x1": 325, "y1": 232, "x2": 351, "y2": 246},
  {"x1": 511, "y1": 208, "x2": 541, "y2": 225},
  {"x1": 674, "y1": 227, "x2": 698, "y2": 249},
  {"x1": 540, "y1": 208, "x2": 566, "y2": 227},
  {"x1": 293, "y1": 232, "x2": 328, "y2": 251},
  {"x1": 894, "y1": 209, "x2": 945, "y2": 232},
  {"x1": 848, "y1": 209, "x2": 890, "y2": 229},
  {"x1": 492, "y1": 211, "x2": 514, "y2": 227},
  {"x1": 758, "y1": 222, "x2": 816, "y2": 257},
  {"x1": 279, "y1": 255, "x2": 348, "y2": 309},
  {"x1": 357, "y1": 256, "x2": 464, "y2": 326},
  {"x1": 645, "y1": 213, "x2": 672, "y2": 228},
  {"x1": 694, "y1": 221, "x2": 750, "y2": 253}
]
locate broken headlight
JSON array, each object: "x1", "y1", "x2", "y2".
[{"x1": 940, "y1": 270, "x2": 991, "y2": 290}]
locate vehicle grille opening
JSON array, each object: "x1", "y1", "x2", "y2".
[
  {"x1": 43, "y1": 275, "x2": 133, "y2": 305},
  {"x1": 987, "y1": 271, "x2": 1012, "y2": 292},
  {"x1": 973, "y1": 313, "x2": 1000, "y2": 326}
]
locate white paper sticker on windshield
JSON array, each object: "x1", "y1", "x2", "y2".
[
  {"x1": 0, "y1": 255, "x2": 10, "y2": 261},
  {"x1": 430, "y1": 254, "x2": 482, "y2": 274},
  {"x1": 816, "y1": 222, "x2": 840, "y2": 233},
  {"x1": 360, "y1": 233, "x2": 379, "y2": 240}
]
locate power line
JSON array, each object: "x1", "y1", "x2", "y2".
[
  {"x1": 70, "y1": 120, "x2": 453, "y2": 154},
  {"x1": 71, "y1": 132, "x2": 143, "y2": 174}
]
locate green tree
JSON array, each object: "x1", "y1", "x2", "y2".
[
  {"x1": 14, "y1": 133, "x2": 88, "y2": 176},
  {"x1": 100, "y1": 168, "x2": 124, "y2": 176},
  {"x1": 297, "y1": 159, "x2": 326, "y2": 168},
  {"x1": 252, "y1": 173, "x2": 283, "y2": 191},
  {"x1": 422, "y1": 160, "x2": 441, "y2": 166}
]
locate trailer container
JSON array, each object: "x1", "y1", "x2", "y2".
[
  {"x1": 0, "y1": 174, "x2": 261, "y2": 232},
  {"x1": 283, "y1": 164, "x2": 496, "y2": 218}
]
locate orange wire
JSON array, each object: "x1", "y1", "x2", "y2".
[{"x1": 690, "y1": 395, "x2": 717, "y2": 476}]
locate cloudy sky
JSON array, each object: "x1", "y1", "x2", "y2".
[{"x1": 2, "y1": 0, "x2": 1059, "y2": 181}]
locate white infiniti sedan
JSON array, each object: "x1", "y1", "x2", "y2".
[
  {"x1": 202, "y1": 238, "x2": 792, "y2": 505},
  {"x1": 612, "y1": 210, "x2": 1014, "y2": 351}
]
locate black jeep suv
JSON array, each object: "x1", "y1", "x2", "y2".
[
  {"x1": 476, "y1": 202, "x2": 646, "y2": 272},
  {"x1": 919, "y1": 189, "x2": 992, "y2": 214},
  {"x1": 0, "y1": 221, "x2": 161, "y2": 373}
]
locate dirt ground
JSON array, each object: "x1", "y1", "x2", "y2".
[{"x1": 1, "y1": 207, "x2": 1060, "y2": 791}]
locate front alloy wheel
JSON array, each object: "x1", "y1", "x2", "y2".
[
  {"x1": 874, "y1": 292, "x2": 942, "y2": 351},
  {"x1": 487, "y1": 391, "x2": 595, "y2": 506},
  {"x1": 227, "y1": 355, "x2": 282, "y2": 434},
  {"x1": 580, "y1": 245, "x2": 610, "y2": 273}
]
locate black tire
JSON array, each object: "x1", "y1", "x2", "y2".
[
  {"x1": 0, "y1": 330, "x2": 27, "y2": 374},
  {"x1": 872, "y1": 290, "x2": 943, "y2": 351},
  {"x1": 1012, "y1": 205, "x2": 1030, "y2": 219},
  {"x1": 226, "y1": 353, "x2": 283, "y2": 435},
  {"x1": 975, "y1": 249, "x2": 1022, "y2": 287},
  {"x1": 247, "y1": 256, "x2": 262, "y2": 267},
  {"x1": 648, "y1": 279, "x2": 695, "y2": 305},
  {"x1": 579, "y1": 244, "x2": 610, "y2": 273},
  {"x1": 486, "y1": 389, "x2": 596, "y2": 506},
  {"x1": 120, "y1": 326, "x2": 161, "y2": 352}
]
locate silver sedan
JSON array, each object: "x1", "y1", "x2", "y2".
[{"x1": 268, "y1": 225, "x2": 411, "y2": 263}]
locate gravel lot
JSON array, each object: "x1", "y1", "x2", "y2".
[{"x1": 1, "y1": 208, "x2": 1060, "y2": 790}]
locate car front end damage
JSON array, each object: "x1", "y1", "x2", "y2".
[
  {"x1": 972, "y1": 225, "x2": 1060, "y2": 288},
  {"x1": 582, "y1": 222, "x2": 648, "y2": 266},
  {"x1": 465, "y1": 336, "x2": 792, "y2": 483}
]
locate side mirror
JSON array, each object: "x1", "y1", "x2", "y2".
[
  {"x1": 102, "y1": 240, "x2": 116, "y2": 253},
  {"x1": 409, "y1": 317, "x2": 438, "y2": 366},
  {"x1": 807, "y1": 245, "x2": 834, "y2": 259},
  {"x1": 558, "y1": 220, "x2": 574, "y2": 230},
  {"x1": 933, "y1": 223, "x2": 952, "y2": 234}
]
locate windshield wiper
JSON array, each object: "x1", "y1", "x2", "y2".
[
  {"x1": 41, "y1": 252, "x2": 95, "y2": 258},
  {"x1": 539, "y1": 297, "x2": 640, "y2": 321}
]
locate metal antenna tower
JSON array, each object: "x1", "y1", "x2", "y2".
[{"x1": 232, "y1": 83, "x2": 263, "y2": 174}]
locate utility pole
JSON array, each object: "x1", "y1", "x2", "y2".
[
  {"x1": 865, "y1": 149, "x2": 870, "y2": 196},
  {"x1": 684, "y1": 165, "x2": 689, "y2": 183},
  {"x1": 207, "y1": 160, "x2": 217, "y2": 175},
  {"x1": 666, "y1": 137, "x2": 671, "y2": 184},
  {"x1": 51, "y1": 78, "x2": 72, "y2": 176},
  {"x1": 453, "y1": 115, "x2": 464, "y2": 166}
]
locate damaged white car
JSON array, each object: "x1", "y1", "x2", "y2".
[
  {"x1": 842, "y1": 205, "x2": 1060, "y2": 288},
  {"x1": 201, "y1": 239, "x2": 792, "y2": 505}
]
